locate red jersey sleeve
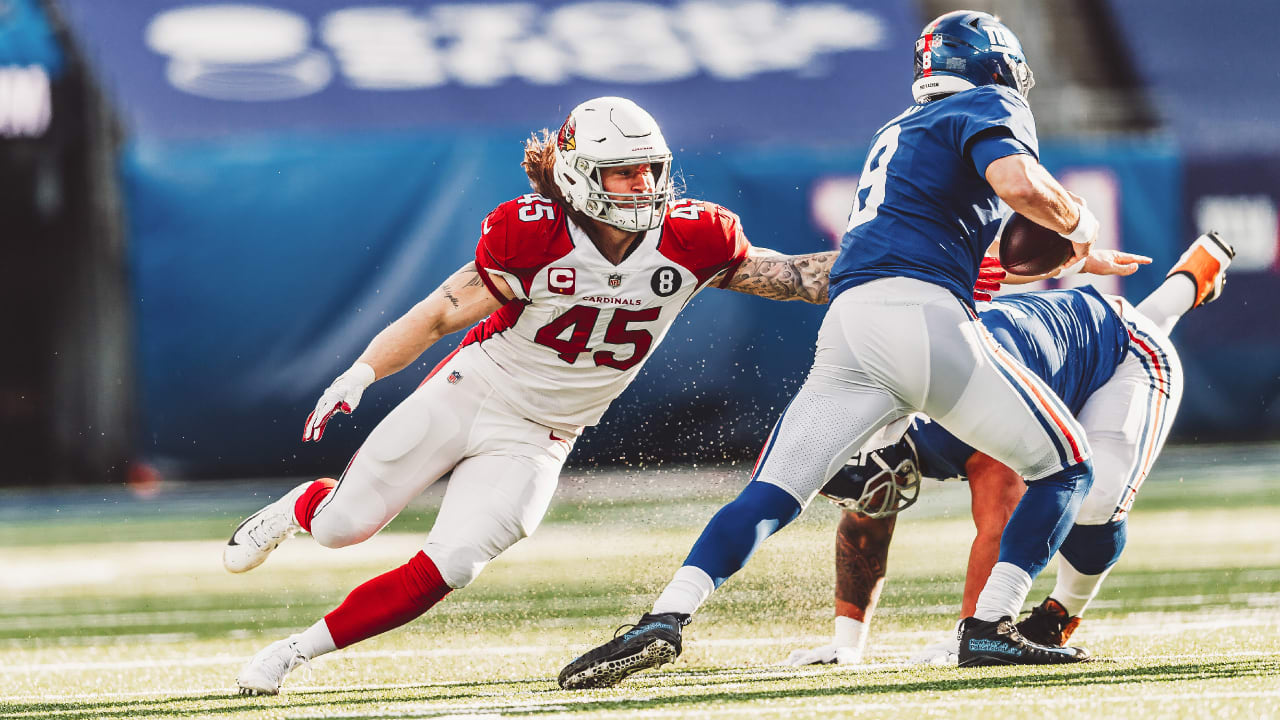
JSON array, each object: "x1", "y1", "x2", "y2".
[
  {"x1": 659, "y1": 200, "x2": 752, "y2": 288},
  {"x1": 474, "y1": 195, "x2": 574, "y2": 301}
]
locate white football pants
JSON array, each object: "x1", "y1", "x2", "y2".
[
  {"x1": 755, "y1": 277, "x2": 1090, "y2": 507},
  {"x1": 310, "y1": 344, "x2": 576, "y2": 588},
  {"x1": 1074, "y1": 298, "x2": 1182, "y2": 524}
]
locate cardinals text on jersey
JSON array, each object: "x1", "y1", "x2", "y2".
[{"x1": 458, "y1": 194, "x2": 749, "y2": 431}]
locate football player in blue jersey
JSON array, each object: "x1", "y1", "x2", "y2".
[
  {"x1": 559, "y1": 10, "x2": 1152, "y2": 687},
  {"x1": 784, "y1": 232, "x2": 1235, "y2": 666}
]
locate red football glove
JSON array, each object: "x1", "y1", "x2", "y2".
[{"x1": 974, "y1": 255, "x2": 1006, "y2": 302}]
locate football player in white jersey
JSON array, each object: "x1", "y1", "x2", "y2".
[{"x1": 223, "y1": 96, "x2": 839, "y2": 695}]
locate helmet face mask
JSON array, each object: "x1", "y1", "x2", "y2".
[
  {"x1": 552, "y1": 97, "x2": 673, "y2": 232},
  {"x1": 911, "y1": 11, "x2": 1034, "y2": 103},
  {"x1": 819, "y1": 435, "x2": 923, "y2": 519}
]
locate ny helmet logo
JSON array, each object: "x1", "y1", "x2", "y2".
[{"x1": 983, "y1": 25, "x2": 1017, "y2": 51}]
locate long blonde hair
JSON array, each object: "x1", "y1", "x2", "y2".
[{"x1": 522, "y1": 129, "x2": 599, "y2": 234}]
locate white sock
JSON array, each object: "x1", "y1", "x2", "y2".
[
  {"x1": 1136, "y1": 274, "x2": 1195, "y2": 335},
  {"x1": 292, "y1": 619, "x2": 338, "y2": 660},
  {"x1": 1051, "y1": 556, "x2": 1113, "y2": 617},
  {"x1": 652, "y1": 565, "x2": 715, "y2": 617},
  {"x1": 834, "y1": 616, "x2": 868, "y2": 658},
  {"x1": 973, "y1": 562, "x2": 1033, "y2": 621}
]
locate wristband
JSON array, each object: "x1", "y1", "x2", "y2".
[
  {"x1": 1060, "y1": 201, "x2": 1099, "y2": 246},
  {"x1": 834, "y1": 615, "x2": 868, "y2": 652},
  {"x1": 1057, "y1": 256, "x2": 1087, "y2": 278},
  {"x1": 345, "y1": 362, "x2": 376, "y2": 388}
]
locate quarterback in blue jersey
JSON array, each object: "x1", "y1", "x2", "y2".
[
  {"x1": 560, "y1": 10, "x2": 1152, "y2": 686},
  {"x1": 787, "y1": 233, "x2": 1234, "y2": 666}
]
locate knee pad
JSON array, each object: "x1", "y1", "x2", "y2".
[
  {"x1": 1075, "y1": 484, "x2": 1122, "y2": 525},
  {"x1": 310, "y1": 504, "x2": 386, "y2": 549},
  {"x1": 1058, "y1": 520, "x2": 1127, "y2": 576},
  {"x1": 422, "y1": 543, "x2": 491, "y2": 589}
]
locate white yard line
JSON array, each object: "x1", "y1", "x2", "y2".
[
  {"x1": 2, "y1": 620, "x2": 1275, "y2": 675},
  {"x1": 534, "y1": 690, "x2": 1280, "y2": 719},
  {"x1": 5, "y1": 610, "x2": 1277, "y2": 673},
  {"x1": 6, "y1": 592, "x2": 1278, "y2": 633}
]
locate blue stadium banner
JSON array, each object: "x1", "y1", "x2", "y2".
[
  {"x1": 1178, "y1": 154, "x2": 1280, "y2": 436},
  {"x1": 57, "y1": 0, "x2": 918, "y2": 144}
]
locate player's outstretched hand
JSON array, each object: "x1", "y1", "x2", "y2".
[
  {"x1": 782, "y1": 643, "x2": 862, "y2": 666},
  {"x1": 907, "y1": 620, "x2": 961, "y2": 666},
  {"x1": 974, "y1": 255, "x2": 1006, "y2": 302},
  {"x1": 303, "y1": 362, "x2": 376, "y2": 442},
  {"x1": 907, "y1": 637, "x2": 959, "y2": 666},
  {"x1": 1081, "y1": 248, "x2": 1152, "y2": 277}
]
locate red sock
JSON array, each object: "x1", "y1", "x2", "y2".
[
  {"x1": 324, "y1": 551, "x2": 453, "y2": 649},
  {"x1": 294, "y1": 478, "x2": 337, "y2": 533}
]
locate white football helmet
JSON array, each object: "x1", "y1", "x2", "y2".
[
  {"x1": 552, "y1": 97, "x2": 673, "y2": 232},
  {"x1": 819, "y1": 434, "x2": 922, "y2": 519}
]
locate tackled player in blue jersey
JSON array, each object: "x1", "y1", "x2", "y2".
[
  {"x1": 787, "y1": 235, "x2": 1233, "y2": 665},
  {"x1": 559, "y1": 10, "x2": 1156, "y2": 686}
]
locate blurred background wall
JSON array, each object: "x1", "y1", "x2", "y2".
[{"x1": 3, "y1": 0, "x2": 1277, "y2": 484}]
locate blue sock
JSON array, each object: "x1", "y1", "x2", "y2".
[
  {"x1": 997, "y1": 460, "x2": 1094, "y2": 578},
  {"x1": 1059, "y1": 519, "x2": 1127, "y2": 575},
  {"x1": 684, "y1": 481, "x2": 802, "y2": 587}
]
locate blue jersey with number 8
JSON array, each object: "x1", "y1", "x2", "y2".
[{"x1": 829, "y1": 85, "x2": 1038, "y2": 306}]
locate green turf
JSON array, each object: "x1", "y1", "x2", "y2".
[{"x1": 2, "y1": 450, "x2": 1278, "y2": 719}]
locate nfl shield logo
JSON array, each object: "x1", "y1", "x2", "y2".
[
  {"x1": 447, "y1": 370, "x2": 462, "y2": 384},
  {"x1": 607, "y1": 273, "x2": 623, "y2": 288}
]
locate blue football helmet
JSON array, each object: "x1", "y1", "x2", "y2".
[
  {"x1": 819, "y1": 434, "x2": 922, "y2": 518},
  {"x1": 912, "y1": 10, "x2": 1035, "y2": 103}
]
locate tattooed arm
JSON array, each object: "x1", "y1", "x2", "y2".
[
  {"x1": 721, "y1": 246, "x2": 838, "y2": 304},
  {"x1": 355, "y1": 262, "x2": 509, "y2": 380},
  {"x1": 834, "y1": 510, "x2": 897, "y2": 623}
]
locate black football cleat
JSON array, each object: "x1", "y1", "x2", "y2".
[
  {"x1": 558, "y1": 612, "x2": 687, "y2": 689},
  {"x1": 1016, "y1": 597, "x2": 1082, "y2": 647},
  {"x1": 957, "y1": 616, "x2": 1091, "y2": 667}
]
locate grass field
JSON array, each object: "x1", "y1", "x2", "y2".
[{"x1": 2, "y1": 444, "x2": 1278, "y2": 719}]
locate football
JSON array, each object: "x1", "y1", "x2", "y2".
[{"x1": 997, "y1": 212, "x2": 1074, "y2": 276}]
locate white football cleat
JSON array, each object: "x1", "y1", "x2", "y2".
[
  {"x1": 236, "y1": 636, "x2": 308, "y2": 696},
  {"x1": 223, "y1": 482, "x2": 309, "y2": 573}
]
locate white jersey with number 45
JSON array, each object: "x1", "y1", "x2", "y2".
[{"x1": 455, "y1": 193, "x2": 749, "y2": 431}]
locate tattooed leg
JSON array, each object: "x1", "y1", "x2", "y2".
[{"x1": 834, "y1": 510, "x2": 897, "y2": 622}]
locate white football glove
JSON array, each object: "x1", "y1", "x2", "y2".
[
  {"x1": 908, "y1": 621, "x2": 961, "y2": 666},
  {"x1": 783, "y1": 643, "x2": 863, "y2": 666},
  {"x1": 302, "y1": 363, "x2": 376, "y2": 442}
]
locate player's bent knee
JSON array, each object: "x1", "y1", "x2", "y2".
[
  {"x1": 310, "y1": 514, "x2": 381, "y2": 549},
  {"x1": 421, "y1": 543, "x2": 491, "y2": 589},
  {"x1": 1074, "y1": 489, "x2": 1120, "y2": 526},
  {"x1": 1059, "y1": 520, "x2": 1126, "y2": 575}
]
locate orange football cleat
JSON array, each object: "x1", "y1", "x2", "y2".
[
  {"x1": 1168, "y1": 232, "x2": 1235, "y2": 309},
  {"x1": 1016, "y1": 597, "x2": 1082, "y2": 647}
]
